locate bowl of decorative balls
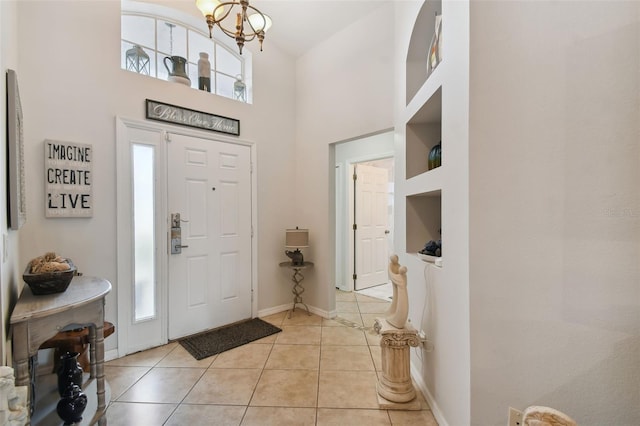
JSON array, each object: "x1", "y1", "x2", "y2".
[{"x1": 23, "y1": 252, "x2": 77, "y2": 295}]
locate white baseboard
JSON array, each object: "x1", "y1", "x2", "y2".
[
  {"x1": 257, "y1": 303, "x2": 332, "y2": 319},
  {"x1": 105, "y1": 348, "x2": 119, "y2": 363},
  {"x1": 306, "y1": 305, "x2": 331, "y2": 319},
  {"x1": 257, "y1": 303, "x2": 292, "y2": 318},
  {"x1": 411, "y1": 361, "x2": 449, "y2": 426}
]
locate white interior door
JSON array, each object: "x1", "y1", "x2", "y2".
[
  {"x1": 354, "y1": 164, "x2": 389, "y2": 290},
  {"x1": 167, "y1": 133, "x2": 252, "y2": 339}
]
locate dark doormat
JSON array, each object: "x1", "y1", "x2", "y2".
[{"x1": 179, "y1": 318, "x2": 282, "y2": 360}]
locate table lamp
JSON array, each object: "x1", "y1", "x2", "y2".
[{"x1": 285, "y1": 227, "x2": 309, "y2": 266}]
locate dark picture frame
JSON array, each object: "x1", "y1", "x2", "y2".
[
  {"x1": 6, "y1": 69, "x2": 26, "y2": 230},
  {"x1": 145, "y1": 99, "x2": 240, "y2": 136}
]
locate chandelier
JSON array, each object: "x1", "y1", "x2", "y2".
[{"x1": 195, "y1": 0, "x2": 272, "y2": 55}]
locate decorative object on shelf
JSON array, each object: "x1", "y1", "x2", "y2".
[
  {"x1": 164, "y1": 21, "x2": 190, "y2": 86},
  {"x1": 125, "y1": 45, "x2": 150, "y2": 75},
  {"x1": 198, "y1": 52, "x2": 212, "y2": 92},
  {"x1": 427, "y1": 13, "x2": 442, "y2": 75},
  {"x1": 56, "y1": 352, "x2": 83, "y2": 397},
  {"x1": 285, "y1": 227, "x2": 309, "y2": 266},
  {"x1": 195, "y1": 0, "x2": 272, "y2": 55},
  {"x1": 6, "y1": 69, "x2": 26, "y2": 230},
  {"x1": 164, "y1": 56, "x2": 191, "y2": 86},
  {"x1": 428, "y1": 142, "x2": 441, "y2": 170},
  {"x1": 233, "y1": 74, "x2": 246, "y2": 101},
  {"x1": 146, "y1": 99, "x2": 240, "y2": 136},
  {"x1": 23, "y1": 252, "x2": 76, "y2": 295},
  {"x1": 56, "y1": 384, "x2": 87, "y2": 425},
  {"x1": 419, "y1": 239, "x2": 441, "y2": 257}
]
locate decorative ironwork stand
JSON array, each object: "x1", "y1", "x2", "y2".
[{"x1": 279, "y1": 261, "x2": 313, "y2": 318}]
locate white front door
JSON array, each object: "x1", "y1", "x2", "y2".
[
  {"x1": 167, "y1": 133, "x2": 252, "y2": 339},
  {"x1": 354, "y1": 164, "x2": 389, "y2": 290}
]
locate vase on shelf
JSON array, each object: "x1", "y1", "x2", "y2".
[
  {"x1": 427, "y1": 13, "x2": 442, "y2": 75},
  {"x1": 56, "y1": 384, "x2": 88, "y2": 425},
  {"x1": 428, "y1": 142, "x2": 441, "y2": 170},
  {"x1": 198, "y1": 52, "x2": 211, "y2": 92},
  {"x1": 57, "y1": 352, "x2": 83, "y2": 397}
]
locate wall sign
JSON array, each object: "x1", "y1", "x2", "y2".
[
  {"x1": 145, "y1": 99, "x2": 240, "y2": 136},
  {"x1": 45, "y1": 140, "x2": 93, "y2": 217}
]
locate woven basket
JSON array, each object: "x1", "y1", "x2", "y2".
[{"x1": 23, "y1": 260, "x2": 77, "y2": 295}]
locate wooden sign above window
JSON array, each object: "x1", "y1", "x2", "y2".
[{"x1": 145, "y1": 99, "x2": 240, "y2": 136}]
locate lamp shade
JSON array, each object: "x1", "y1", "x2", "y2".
[
  {"x1": 195, "y1": 0, "x2": 223, "y2": 18},
  {"x1": 285, "y1": 228, "x2": 309, "y2": 248},
  {"x1": 247, "y1": 13, "x2": 272, "y2": 32}
]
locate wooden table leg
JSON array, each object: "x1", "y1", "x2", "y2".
[{"x1": 89, "y1": 322, "x2": 107, "y2": 424}]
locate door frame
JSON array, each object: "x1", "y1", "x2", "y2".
[
  {"x1": 115, "y1": 117, "x2": 258, "y2": 357},
  {"x1": 336, "y1": 152, "x2": 394, "y2": 292},
  {"x1": 350, "y1": 162, "x2": 392, "y2": 291}
]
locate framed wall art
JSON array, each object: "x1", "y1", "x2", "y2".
[{"x1": 6, "y1": 69, "x2": 26, "y2": 230}]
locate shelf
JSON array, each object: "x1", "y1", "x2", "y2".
[
  {"x1": 413, "y1": 252, "x2": 442, "y2": 267},
  {"x1": 31, "y1": 373, "x2": 110, "y2": 426},
  {"x1": 405, "y1": 166, "x2": 443, "y2": 197},
  {"x1": 404, "y1": 63, "x2": 444, "y2": 124},
  {"x1": 406, "y1": 191, "x2": 441, "y2": 254},
  {"x1": 405, "y1": 0, "x2": 443, "y2": 106},
  {"x1": 406, "y1": 86, "x2": 442, "y2": 180}
]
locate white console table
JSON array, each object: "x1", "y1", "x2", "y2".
[{"x1": 10, "y1": 276, "x2": 111, "y2": 425}]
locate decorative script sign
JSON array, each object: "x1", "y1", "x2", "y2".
[
  {"x1": 45, "y1": 140, "x2": 93, "y2": 217},
  {"x1": 145, "y1": 99, "x2": 240, "y2": 136}
]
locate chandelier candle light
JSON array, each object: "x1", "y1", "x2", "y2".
[{"x1": 195, "y1": 0, "x2": 272, "y2": 55}]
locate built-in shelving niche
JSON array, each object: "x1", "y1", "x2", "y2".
[
  {"x1": 406, "y1": 0, "x2": 443, "y2": 106},
  {"x1": 406, "y1": 190, "x2": 441, "y2": 254},
  {"x1": 406, "y1": 86, "x2": 442, "y2": 180}
]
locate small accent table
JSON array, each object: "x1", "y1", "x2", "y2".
[
  {"x1": 279, "y1": 261, "x2": 313, "y2": 318},
  {"x1": 10, "y1": 276, "x2": 111, "y2": 425}
]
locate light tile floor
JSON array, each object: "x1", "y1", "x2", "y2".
[
  {"x1": 104, "y1": 290, "x2": 437, "y2": 425},
  {"x1": 355, "y1": 282, "x2": 393, "y2": 302}
]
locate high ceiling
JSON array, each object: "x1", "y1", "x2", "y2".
[
  {"x1": 166, "y1": 0, "x2": 391, "y2": 58},
  {"x1": 257, "y1": 0, "x2": 390, "y2": 57}
]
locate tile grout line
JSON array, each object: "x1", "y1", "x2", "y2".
[{"x1": 239, "y1": 312, "x2": 285, "y2": 424}]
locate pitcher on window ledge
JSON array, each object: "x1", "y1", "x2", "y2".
[{"x1": 164, "y1": 56, "x2": 190, "y2": 86}]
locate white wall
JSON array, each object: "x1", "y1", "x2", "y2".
[
  {"x1": 394, "y1": 1, "x2": 472, "y2": 425},
  {"x1": 13, "y1": 0, "x2": 297, "y2": 354},
  {"x1": 469, "y1": 1, "x2": 640, "y2": 425},
  {"x1": 295, "y1": 2, "x2": 395, "y2": 313},
  {"x1": 0, "y1": 0, "x2": 21, "y2": 366}
]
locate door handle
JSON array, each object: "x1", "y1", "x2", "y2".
[
  {"x1": 170, "y1": 212, "x2": 190, "y2": 254},
  {"x1": 171, "y1": 237, "x2": 189, "y2": 254},
  {"x1": 385, "y1": 230, "x2": 390, "y2": 234}
]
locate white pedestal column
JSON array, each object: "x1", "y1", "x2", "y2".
[
  {"x1": 0, "y1": 366, "x2": 28, "y2": 425},
  {"x1": 374, "y1": 318, "x2": 421, "y2": 409}
]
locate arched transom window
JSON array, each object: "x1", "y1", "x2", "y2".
[{"x1": 121, "y1": 1, "x2": 251, "y2": 103}]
